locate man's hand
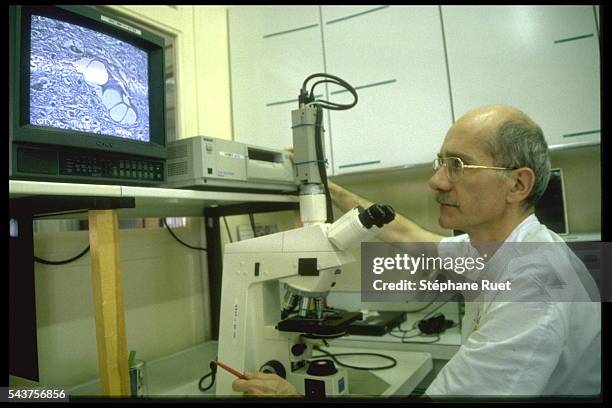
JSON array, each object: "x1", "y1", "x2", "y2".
[{"x1": 232, "y1": 372, "x2": 300, "y2": 397}]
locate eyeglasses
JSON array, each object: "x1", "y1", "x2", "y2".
[{"x1": 433, "y1": 157, "x2": 514, "y2": 181}]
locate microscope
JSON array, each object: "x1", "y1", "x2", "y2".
[{"x1": 215, "y1": 74, "x2": 395, "y2": 397}]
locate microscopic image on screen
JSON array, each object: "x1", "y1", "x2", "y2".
[{"x1": 29, "y1": 15, "x2": 150, "y2": 142}]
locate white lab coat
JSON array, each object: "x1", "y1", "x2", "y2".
[{"x1": 425, "y1": 214, "x2": 601, "y2": 397}]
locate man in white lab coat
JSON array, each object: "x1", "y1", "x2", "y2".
[{"x1": 232, "y1": 105, "x2": 601, "y2": 397}]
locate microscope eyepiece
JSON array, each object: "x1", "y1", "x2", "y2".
[{"x1": 358, "y1": 203, "x2": 396, "y2": 229}]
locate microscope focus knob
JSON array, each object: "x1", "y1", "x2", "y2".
[
  {"x1": 307, "y1": 359, "x2": 338, "y2": 376},
  {"x1": 259, "y1": 360, "x2": 287, "y2": 379},
  {"x1": 291, "y1": 343, "x2": 307, "y2": 356}
]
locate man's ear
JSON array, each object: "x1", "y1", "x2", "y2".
[{"x1": 506, "y1": 167, "x2": 535, "y2": 205}]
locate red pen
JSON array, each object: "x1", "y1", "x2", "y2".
[{"x1": 211, "y1": 360, "x2": 248, "y2": 380}]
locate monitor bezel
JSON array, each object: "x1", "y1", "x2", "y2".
[
  {"x1": 538, "y1": 167, "x2": 569, "y2": 236},
  {"x1": 10, "y1": 5, "x2": 167, "y2": 159}
]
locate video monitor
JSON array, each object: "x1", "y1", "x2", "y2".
[
  {"x1": 29, "y1": 14, "x2": 151, "y2": 142},
  {"x1": 535, "y1": 168, "x2": 568, "y2": 235}
]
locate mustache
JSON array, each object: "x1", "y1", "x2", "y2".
[{"x1": 436, "y1": 195, "x2": 458, "y2": 206}]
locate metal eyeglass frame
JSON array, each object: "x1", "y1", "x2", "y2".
[{"x1": 433, "y1": 157, "x2": 515, "y2": 181}]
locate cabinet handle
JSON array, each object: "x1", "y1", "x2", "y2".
[
  {"x1": 338, "y1": 160, "x2": 381, "y2": 169},
  {"x1": 562, "y1": 129, "x2": 600, "y2": 138},
  {"x1": 331, "y1": 79, "x2": 396, "y2": 95},
  {"x1": 266, "y1": 94, "x2": 324, "y2": 107},
  {"x1": 263, "y1": 23, "x2": 319, "y2": 39},
  {"x1": 325, "y1": 6, "x2": 389, "y2": 25},
  {"x1": 554, "y1": 33, "x2": 594, "y2": 44}
]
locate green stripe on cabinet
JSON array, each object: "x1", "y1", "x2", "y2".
[
  {"x1": 266, "y1": 98, "x2": 298, "y2": 107},
  {"x1": 266, "y1": 94, "x2": 324, "y2": 107},
  {"x1": 263, "y1": 23, "x2": 319, "y2": 39},
  {"x1": 331, "y1": 79, "x2": 396, "y2": 95},
  {"x1": 554, "y1": 34, "x2": 594, "y2": 44},
  {"x1": 562, "y1": 129, "x2": 600, "y2": 138},
  {"x1": 326, "y1": 6, "x2": 389, "y2": 25},
  {"x1": 338, "y1": 160, "x2": 381, "y2": 169}
]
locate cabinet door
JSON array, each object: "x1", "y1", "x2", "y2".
[
  {"x1": 322, "y1": 6, "x2": 452, "y2": 175},
  {"x1": 228, "y1": 6, "x2": 327, "y2": 153},
  {"x1": 443, "y1": 6, "x2": 600, "y2": 147},
  {"x1": 192, "y1": 7, "x2": 232, "y2": 140}
]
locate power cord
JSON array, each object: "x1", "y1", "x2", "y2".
[
  {"x1": 34, "y1": 217, "x2": 208, "y2": 264},
  {"x1": 301, "y1": 73, "x2": 358, "y2": 111},
  {"x1": 163, "y1": 218, "x2": 207, "y2": 251},
  {"x1": 223, "y1": 217, "x2": 233, "y2": 243},
  {"x1": 388, "y1": 330, "x2": 442, "y2": 344},
  {"x1": 34, "y1": 245, "x2": 90, "y2": 265},
  {"x1": 248, "y1": 213, "x2": 257, "y2": 238},
  {"x1": 298, "y1": 73, "x2": 359, "y2": 224},
  {"x1": 197, "y1": 344, "x2": 397, "y2": 392},
  {"x1": 311, "y1": 346, "x2": 397, "y2": 371},
  {"x1": 388, "y1": 301, "x2": 456, "y2": 344},
  {"x1": 198, "y1": 360, "x2": 218, "y2": 392}
]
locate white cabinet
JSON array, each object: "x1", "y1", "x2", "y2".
[
  {"x1": 108, "y1": 6, "x2": 233, "y2": 141},
  {"x1": 321, "y1": 6, "x2": 452, "y2": 175},
  {"x1": 227, "y1": 6, "x2": 600, "y2": 176},
  {"x1": 228, "y1": 6, "x2": 452, "y2": 176},
  {"x1": 442, "y1": 6, "x2": 600, "y2": 148},
  {"x1": 106, "y1": 6, "x2": 199, "y2": 139},
  {"x1": 228, "y1": 6, "x2": 327, "y2": 152}
]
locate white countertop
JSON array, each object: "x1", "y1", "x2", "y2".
[
  {"x1": 333, "y1": 312, "x2": 461, "y2": 360},
  {"x1": 68, "y1": 340, "x2": 432, "y2": 399}
]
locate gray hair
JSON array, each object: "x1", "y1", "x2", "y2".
[{"x1": 486, "y1": 119, "x2": 551, "y2": 210}]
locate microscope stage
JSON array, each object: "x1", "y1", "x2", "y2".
[{"x1": 276, "y1": 311, "x2": 363, "y2": 336}]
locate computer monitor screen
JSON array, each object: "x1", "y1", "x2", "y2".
[
  {"x1": 29, "y1": 14, "x2": 150, "y2": 142},
  {"x1": 535, "y1": 168, "x2": 568, "y2": 235}
]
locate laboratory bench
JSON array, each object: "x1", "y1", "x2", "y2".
[
  {"x1": 67, "y1": 340, "x2": 433, "y2": 398},
  {"x1": 9, "y1": 179, "x2": 299, "y2": 397}
]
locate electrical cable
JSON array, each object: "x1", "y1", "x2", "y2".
[
  {"x1": 312, "y1": 346, "x2": 396, "y2": 371},
  {"x1": 163, "y1": 218, "x2": 207, "y2": 251},
  {"x1": 313, "y1": 104, "x2": 334, "y2": 224},
  {"x1": 301, "y1": 73, "x2": 358, "y2": 111},
  {"x1": 308, "y1": 79, "x2": 353, "y2": 104},
  {"x1": 387, "y1": 300, "x2": 455, "y2": 344},
  {"x1": 298, "y1": 73, "x2": 359, "y2": 224},
  {"x1": 222, "y1": 217, "x2": 233, "y2": 243},
  {"x1": 421, "y1": 300, "x2": 450, "y2": 320},
  {"x1": 34, "y1": 245, "x2": 90, "y2": 265},
  {"x1": 248, "y1": 213, "x2": 257, "y2": 238},
  {"x1": 198, "y1": 360, "x2": 218, "y2": 392},
  {"x1": 35, "y1": 216, "x2": 209, "y2": 264},
  {"x1": 388, "y1": 330, "x2": 441, "y2": 344}
]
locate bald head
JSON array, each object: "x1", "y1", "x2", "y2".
[
  {"x1": 455, "y1": 105, "x2": 539, "y2": 142},
  {"x1": 451, "y1": 105, "x2": 551, "y2": 209}
]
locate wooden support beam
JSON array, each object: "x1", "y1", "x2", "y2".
[{"x1": 88, "y1": 209, "x2": 129, "y2": 397}]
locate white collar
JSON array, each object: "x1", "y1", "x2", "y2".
[
  {"x1": 463, "y1": 213, "x2": 540, "y2": 244},
  {"x1": 504, "y1": 213, "x2": 540, "y2": 243}
]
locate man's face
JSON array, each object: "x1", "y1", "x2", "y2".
[{"x1": 428, "y1": 120, "x2": 510, "y2": 234}]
